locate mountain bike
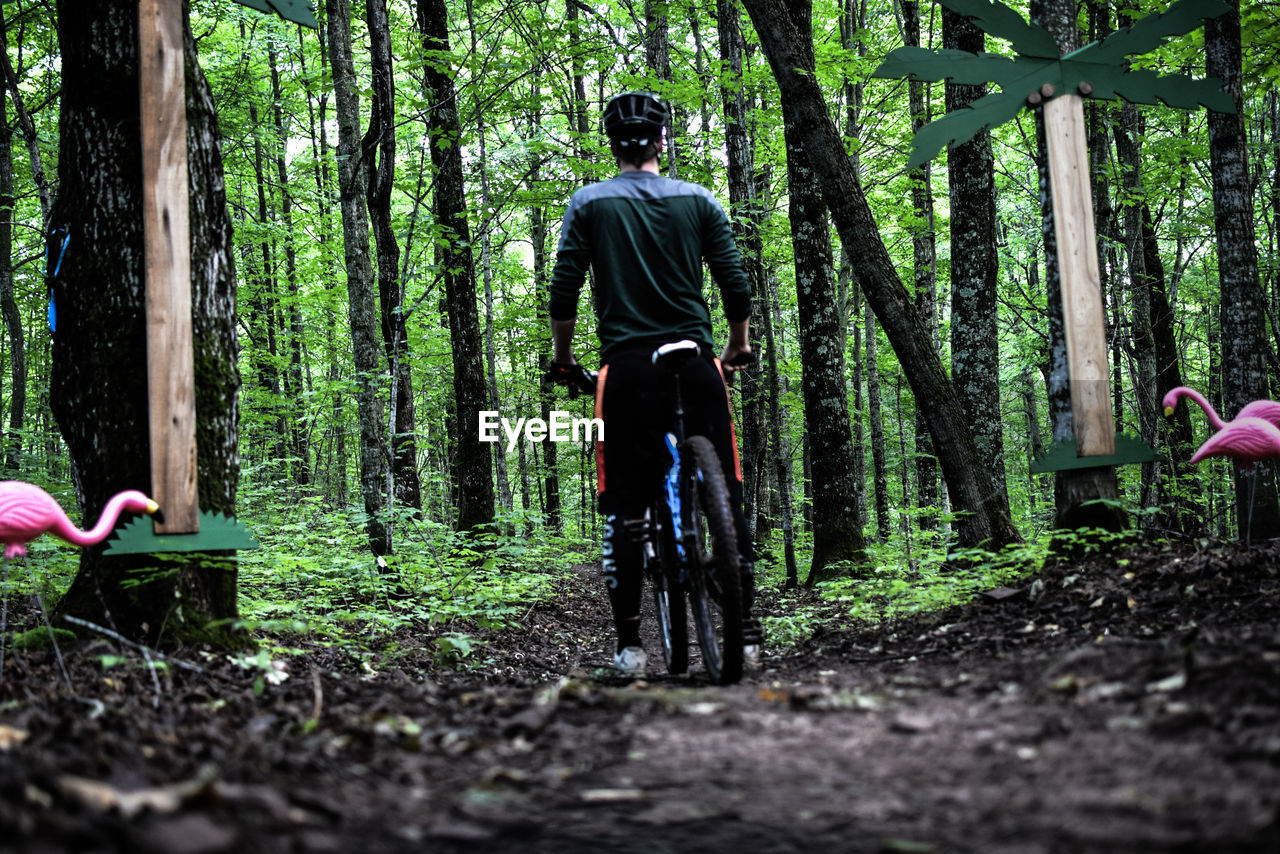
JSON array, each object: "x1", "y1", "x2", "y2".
[{"x1": 544, "y1": 340, "x2": 746, "y2": 684}]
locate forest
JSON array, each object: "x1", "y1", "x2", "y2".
[{"x1": 0, "y1": 0, "x2": 1279, "y2": 850}]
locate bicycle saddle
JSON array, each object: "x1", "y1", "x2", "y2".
[{"x1": 651, "y1": 339, "x2": 701, "y2": 370}]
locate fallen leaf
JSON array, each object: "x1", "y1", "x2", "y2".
[
  {"x1": 0, "y1": 725, "x2": 29, "y2": 750},
  {"x1": 58, "y1": 764, "x2": 219, "y2": 819}
]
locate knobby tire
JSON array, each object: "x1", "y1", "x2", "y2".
[
  {"x1": 651, "y1": 501, "x2": 688, "y2": 674},
  {"x1": 682, "y1": 435, "x2": 744, "y2": 685}
]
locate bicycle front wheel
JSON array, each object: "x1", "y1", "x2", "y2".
[{"x1": 682, "y1": 435, "x2": 744, "y2": 685}]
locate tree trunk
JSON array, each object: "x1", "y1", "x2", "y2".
[
  {"x1": 741, "y1": 0, "x2": 1020, "y2": 551},
  {"x1": 779, "y1": 0, "x2": 867, "y2": 585},
  {"x1": 366, "y1": 0, "x2": 423, "y2": 540},
  {"x1": 1115, "y1": 101, "x2": 1158, "y2": 511},
  {"x1": 716, "y1": 0, "x2": 769, "y2": 550},
  {"x1": 766, "y1": 271, "x2": 798, "y2": 587},
  {"x1": 528, "y1": 100, "x2": 562, "y2": 535},
  {"x1": 418, "y1": 0, "x2": 494, "y2": 533},
  {"x1": 778, "y1": 0, "x2": 870, "y2": 583},
  {"x1": 1146, "y1": 205, "x2": 1204, "y2": 536},
  {"x1": 867, "y1": 307, "x2": 890, "y2": 541},
  {"x1": 465, "y1": 0, "x2": 512, "y2": 525},
  {"x1": 901, "y1": 0, "x2": 939, "y2": 536},
  {"x1": 944, "y1": 8, "x2": 1007, "y2": 507},
  {"x1": 51, "y1": 0, "x2": 242, "y2": 645},
  {"x1": 269, "y1": 48, "x2": 310, "y2": 487},
  {"x1": 303, "y1": 18, "x2": 349, "y2": 505},
  {"x1": 327, "y1": 0, "x2": 389, "y2": 555},
  {"x1": 0, "y1": 86, "x2": 23, "y2": 475},
  {"x1": 1206, "y1": 0, "x2": 1280, "y2": 539},
  {"x1": 645, "y1": 0, "x2": 681, "y2": 177}
]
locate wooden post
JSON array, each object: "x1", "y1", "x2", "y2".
[
  {"x1": 1044, "y1": 93, "x2": 1116, "y2": 458},
  {"x1": 139, "y1": 0, "x2": 199, "y2": 534}
]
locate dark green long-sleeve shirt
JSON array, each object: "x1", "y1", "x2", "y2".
[{"x1": 548, "y1": 171, "x2": 751, "y2": 360}]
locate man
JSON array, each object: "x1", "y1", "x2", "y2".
[{"x1": 546, "y1": 90, "x2": 761, "y2": 676}]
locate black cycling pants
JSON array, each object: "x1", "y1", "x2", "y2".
[{"x1": 595, "y1": 346, "x2": 753, "y2": 646}]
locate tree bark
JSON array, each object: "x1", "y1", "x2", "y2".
[
  {"x1": 944, "y1": 8, "x2": 1007, "y2": 507},
  {"x1": 867, "y1": 308, "x2": 890, "y2": 541},
  {"x1": 418, "y1": 0, "x2": 494, "y2": 533},
  {"x1": 0, "y1": 83, "x2": 23, "y2": 475},
  {"x1": 741, "y1": 0, "x2": 1019, "y2": 551},
  {"x1": 269, "y1": 49, "x2": 311, "y2": 487},
  {"x1": 779, "y1": 0, "x2": 868, "y2": 585},
  {"x1": 366, "y1": 0, "x2": 423, "y2": 537},
  {"x1": 327, "y1": 0, "x2": 389, "y2": 555},
  {"x1": 1145, "y1": 205, "x2": 1204, "y2": 536},
  {"x1": 716, "y1": 0, "x2": 770, "y2": 550},
  {"x1": 902, "y1": 0, "x2": 939, "y2": 535},
  {"x1": 51, "y1": 0, "x2": 241, "y2": 645},
  {"x1": 1205, "y1": 0, "x2": 1280, "y2": 539},
  {"x1": 1115, "y1": 101, "x2": 1157, "y2": 510}
]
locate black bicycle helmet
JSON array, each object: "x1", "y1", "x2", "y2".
[{"x1": 602, "y1": 91, "x2": 668, "y2": 146}]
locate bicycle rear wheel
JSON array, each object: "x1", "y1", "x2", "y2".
[
  {"x1": 650, "y1": 501, "x2": 688, "y2": 674},
  {"x1": 682, "y1": 435, "x2": 743, "y2": 685}
]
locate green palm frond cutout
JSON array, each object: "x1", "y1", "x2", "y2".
[
  {"x1": 872, "y1": 0, "x2": 1234, "y2": 169},
  {"x1": 1082, "y1": 0, "x2": 1228, "y2": 64},
  {"x1": 231, "y1": 0, "x2": 317, "y2": 28},
  {"x1": 937, "y1": 0, "x2": 1059, "y2": 58}
]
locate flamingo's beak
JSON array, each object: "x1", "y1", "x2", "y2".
[
  {"x1": 1163, "y1": 405, "x2": 1175, "y2": 417},
  {"x1": 145, "y1": 499, "x2": 160, "y2": 515}
]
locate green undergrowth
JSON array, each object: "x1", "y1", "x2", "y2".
[
  {"x1": 235, "y1": 497, "x2": 590, "y2": 668},
  {"x1": 754, "y1": 526, "x2": 1138, "y2": 650}
]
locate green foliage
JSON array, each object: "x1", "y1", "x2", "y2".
[
  {"x1": 233, "y1": 498, "x2": 586, "y2": 665},
  {"x1": 817, "y1": 537, "x2": 1048, "y2": 623}
]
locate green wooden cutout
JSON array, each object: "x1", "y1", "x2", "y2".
[
  {"x1": 231, "y1": 0, "x2": 317, "y2": 29},
  {"x1": 1029, "y1": 433, "x2": 1163, "y2": 474},
  {"x1": 103, "y1": 510, "x2": 260, "y2": 555},
  {"x1": 871, "y1": 0, "x2": 1233, "y2": 168}
]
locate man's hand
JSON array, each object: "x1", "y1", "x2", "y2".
[
  {"x1": 542, "y1": 360, "x2": 597, "y2": 398},
  {"x1": 720, "y1": 341, "x2": 754, "y2": 373},
  {"x1": 721, "y1": 318, "x2": 752, "y2": 376}
]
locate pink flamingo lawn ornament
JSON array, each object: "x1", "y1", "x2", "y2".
[
  {"x1": 0, "y1": 481, "x2": 158, "y2": 691},
  {"x1": 1163, "y1": 385, "x2": 1280, "y2": 432},
  {"x1": 1187, "y1": 417, "x2": 1280, "y2": 545}
]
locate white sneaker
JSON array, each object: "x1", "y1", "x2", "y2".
[
  {"x1": 614, "y1": 646, "x2": 647, "y2": 676},
  {"x1": 744, "y1": 644, "x2": 761, "y2": 669}
]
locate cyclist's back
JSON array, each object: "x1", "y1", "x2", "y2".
[{"x1": 549, "y1": 170, "x2": 750, "y2": 361}]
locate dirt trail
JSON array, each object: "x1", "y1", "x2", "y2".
[{"x1": 1, "y1": 541, "x2": 1279, "y2": 853}]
